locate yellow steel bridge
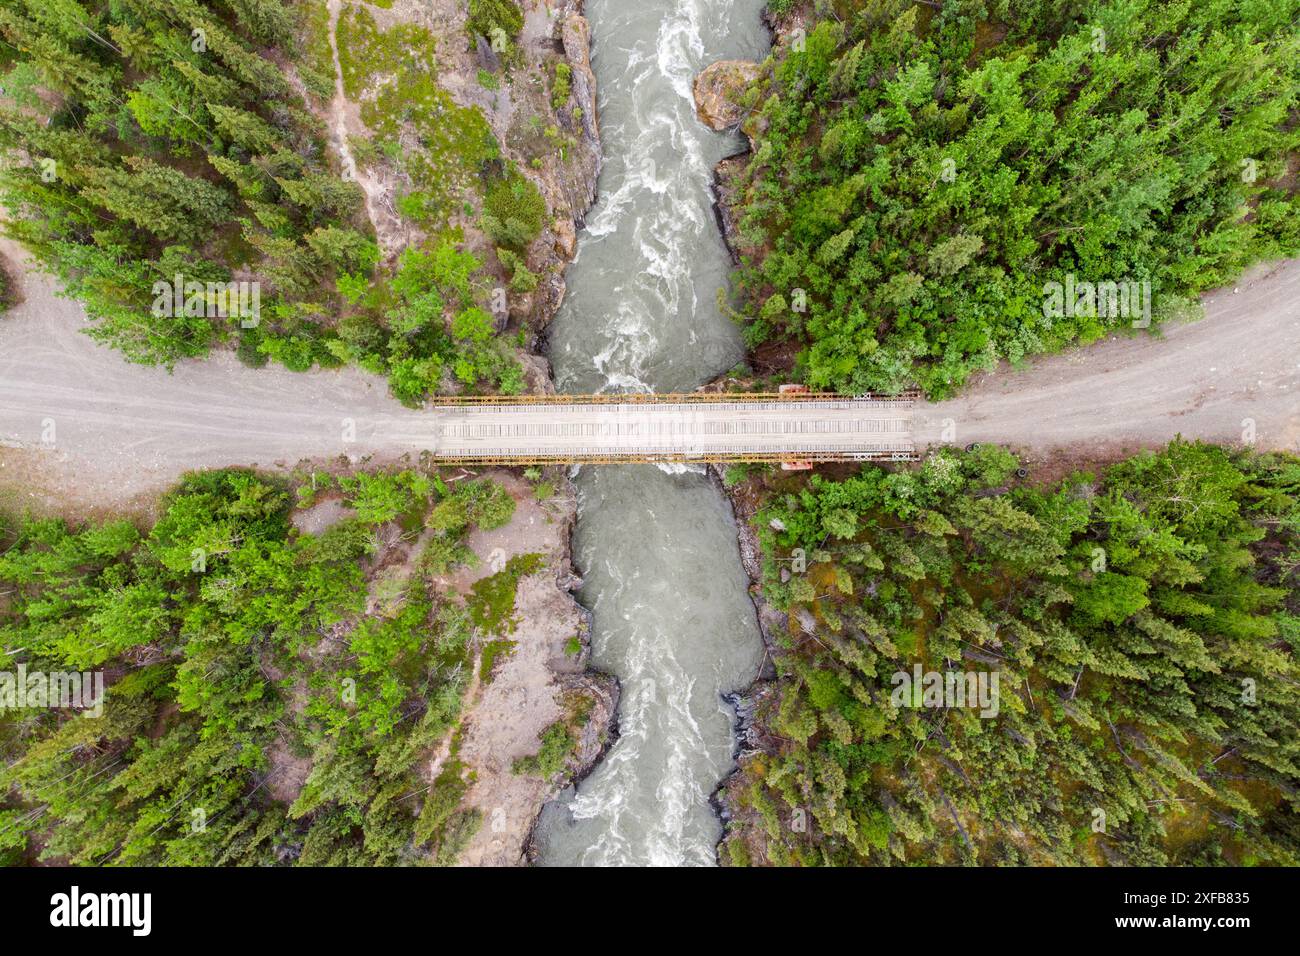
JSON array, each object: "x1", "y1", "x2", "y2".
[{"x1": 425, "y1": 390, "x2": 916, "y2": 466}]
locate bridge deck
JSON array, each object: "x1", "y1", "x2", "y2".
[{"x1": 428, "y1": 396, "x2": 915, "y2": 464}]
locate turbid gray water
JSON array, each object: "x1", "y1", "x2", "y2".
[{"x1": 534, "y1": 0, "x2": 770, "y2": 865}]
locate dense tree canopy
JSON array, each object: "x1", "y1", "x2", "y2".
[
  {"x1": 723, "y1": 443, "x2": 1300, "y2": 865},
  {"x1": 0, "y1": 468, "x2": 525, "y2": 865},
  {"x1": 0, "y1": 0, "x2": 368, "y2": 362},
  {"x1": 731, "y1": 0, "x2": 1300, "y2": 395}
]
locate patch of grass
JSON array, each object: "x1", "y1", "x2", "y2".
[
  {"x1": 511, "y1": 691, "x2": 593, "y2": 778},
  {"x1": 722, "y1": 464, "x2": 755, "y2": 487},
  {"x1": 347, "y1": 134, "x2": 381, "y2": 171},
  {"x1": 478, "y1": 638, "x2": 517, "y2": 682},
  {"x1": 496, "y1": 247, "x2": 539, "y2": 293},
  {"x1": 564, "y1": 635, "x2": 582, "y2": 657},
  {"x1": 335, "y1": 4, "x2": 385, "y2": 99},
  {"x1": 335, "y1": 5, "x2": 496, "y2": 229},
  {"x1": 397, "y1": 501, "x2": 427, "y2": 537},
  {"x1": 550, "y1": 62, "x2": 571, "y2": 111},
  {"x1": 336, "y1": 5, "x2": 438, "y2": 100},
  {"x1": 369, "y1": 75, "x2": 499, "y2": 226},
  {"x1": 481, "y1": 167, "x2": 545, "y2": 250},
  {"x1": 467, "y1": 552, "x2": 543, "y2": 636},
  {"x1": 477, "y1": 68, "x2": 500, "y2": 91},
  {"x1": 724, "y1": 836, "x2": 751, "y2": 867},
  {"x1": 396, "y1": 190, "x2": 438, "y2": 220}
]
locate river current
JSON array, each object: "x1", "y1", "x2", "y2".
[{"x1": 534, "y1": 0, "x2": 770, "y2": 866}]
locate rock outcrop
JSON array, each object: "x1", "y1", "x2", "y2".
[
  {"x1": 712, "y1": 154, "x2": 760, "y2": 265},
  {"x1": 692, "y1": 59, "x2": 761, "y2": 131},
  {"x1": 516, "y1": 4, "x2": 602, "y2": 339},
  {"x1": 561, "y1": 11, "x2": 601, "y2": 211},
  {"x1": 553, "y1": 218, "x2": 577, "y2": 260},
  {"x1": 694, "y1": 58, "x2": 764, "y2": 263}
]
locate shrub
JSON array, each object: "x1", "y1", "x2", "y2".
[
  {"x1": 468, "y1": 0, "x2": 523, "y2": 42},
  {"x1": 481, "y1": 169, "x2": 546, "y2": 250},
  {"x1": 551, "y1": 63, "x2": 572, "y2": 110}
]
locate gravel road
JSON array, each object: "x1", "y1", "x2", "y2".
[
  {"x1": 2, "y1": 238, "x2": 1297, "y2": 510},
  {"x1": 0, "y1": 239, "x2": 435, "y2": 512},
  {"x1": 914, "y1": 258, "x2": 1300, "y2": 466}
]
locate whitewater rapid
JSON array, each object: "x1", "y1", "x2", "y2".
[{"x1": 534, "y1": 0, "x2": 770, "y2": 866}]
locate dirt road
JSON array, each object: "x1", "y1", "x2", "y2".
[
  {"x1": 0, "y1": 238, "x2": 434, "y2": 514},
  {"x1": 914, "y1": 258, "x2": 1300, "y2": 469},
  {"x1": 1, "y1": 237, "x2": 1297, "y2": 512}
]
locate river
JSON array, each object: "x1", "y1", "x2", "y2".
[{"x1": 534, "y1": 0, "x2": 770, "y2": 866}]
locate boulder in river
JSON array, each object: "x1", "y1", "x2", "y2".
[{"x1": 692, "y1": 59, "x2": 761, "y2": 131}]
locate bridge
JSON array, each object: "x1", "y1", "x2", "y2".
[{"x1": 426, "y1": 391, "x2": 916, "y2": 465}]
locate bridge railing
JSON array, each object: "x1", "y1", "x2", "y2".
[
  {"x1": 429, "y1": 449, "x2": 919, "y2": 466},
  {"x1": 426, "y1": 389, "x2": 921, "y2": 406}
]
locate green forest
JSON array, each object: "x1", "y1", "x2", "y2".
[
  {"x1": 730, "y1": 0, "x2": 1300, "y2": 396},
  {"x1": 0, "y1": 0, "x2": 548, "y2": 402},
  {"x1": 721, "y1": 442, "x2": 1300, "y2": 865},
  {"x1": 0, "y1": 467, "x2": 528, "y2": 865}
]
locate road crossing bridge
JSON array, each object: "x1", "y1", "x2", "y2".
[{"x1": 427, "y1": 390, "x2": 916, "y2": 466}]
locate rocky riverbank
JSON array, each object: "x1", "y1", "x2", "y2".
[
  {"x1": 694, "y1": 59, "x2": 760, "y2": 267},
  {"x1": 433, "y1": 470, "x2": 619, "y2": 866},
  {"x1": 693, "y1": 12, "x2": 804, "y2": 268},
  {"x1": 396, "y1": 0, "x2": 612, "y2": 864},
  {"x1": 705, "y1": 464, "x2": 784, "y2": 864}
]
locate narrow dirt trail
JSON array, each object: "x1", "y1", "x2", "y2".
[{"x1": 325, "y1": 0, "x2": 406, "y2": 259}]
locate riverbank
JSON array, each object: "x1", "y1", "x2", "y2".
[
  {"x1": 294, "y1": 0, "x2": 617, "y2": 867},
  {"x1": 703, "y1": 464, "x2": 782, "y2": 865},
  {"x1": 428, "y1": 470, "x2": 619, "y2": 866}
]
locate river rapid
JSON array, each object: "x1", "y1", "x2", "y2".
[{"x1": 534, "y1": 0, "x2": 770, "y2": 866}]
